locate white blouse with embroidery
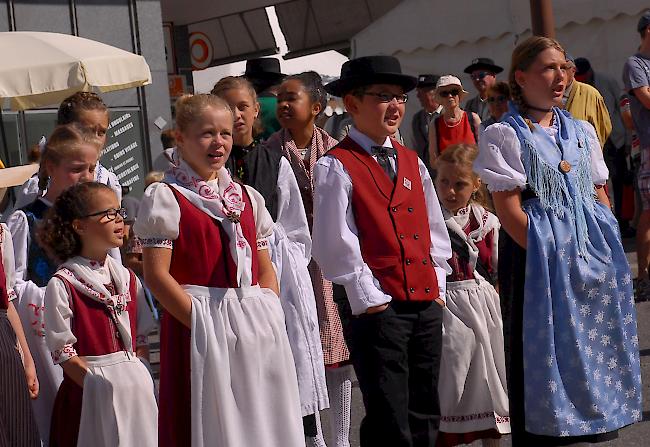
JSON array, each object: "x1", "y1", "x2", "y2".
[
  {"x1": 134, "y1": 181, "x2": 274, "y2": 252},
  {"x1": 475, "y1": 120, "x2": 609, "y2": 193},
  {"x1": 44, "y1": 258, "x2": 157, "y2": 364}
]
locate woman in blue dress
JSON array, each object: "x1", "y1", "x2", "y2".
[{"x1": 475, "y1": 36, "x2": 642, "y2": 446}]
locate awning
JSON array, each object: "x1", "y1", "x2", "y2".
[
  {"x1": 160, "y1": 0, "x2": 402, "y2": 67},
  {"x1": 275, "y1": 0, "x2": 401, "y2": 59},
  {"x1": 160, "y1": 0, "x2": 290, "y2": 67}
]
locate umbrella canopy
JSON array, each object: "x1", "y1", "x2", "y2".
[{"x1": 0, "y1": 31, "x2": 152, "y2": 110}]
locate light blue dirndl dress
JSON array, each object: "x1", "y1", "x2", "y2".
[{"x1": 477, "y1": 106, "x2": 642, "y2": 438}]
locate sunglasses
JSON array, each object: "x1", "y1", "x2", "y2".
[
  {"x1": 471, "y1": 71, "x2": 494, "y2": 81},
  {"x1": 439, "y1": 89, "x2": 461, "y2": 98},
  {"x1": 487, "y1": 95, "x2": 508, "y2": 104},
  {"x1": 82, "y1": 207, "x2": 127, "y2": 222},
  {"x1": 363, "y1": 92, "x2": 409, "y2": 104}
]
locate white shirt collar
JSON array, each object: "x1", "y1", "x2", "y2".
[{"x1": 348, "y1": 126, "x2": 393, "y2": 155}]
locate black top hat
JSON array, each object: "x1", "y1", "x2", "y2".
[
  {"x1": 416, "y1": 74, "x2": 440, "y2": 88},
  {"x1": 243, "y1": 58, "x2": 286, "y2": 82},
  {"x1": 325, "y1": 56, "x2": 418, "y2": 97},
  {"x1": 463, "y1": 57, "x2": 503, "y2": 74}
]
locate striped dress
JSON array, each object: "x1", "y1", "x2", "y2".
[{"x1": 0, "y1": 224, "x2": 39, "y2": 447}]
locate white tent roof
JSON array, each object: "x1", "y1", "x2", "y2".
[
  {"x1": 351, "y1": 0, "x2": 649, "y2": 145},
  {"x1": 161, "y1": 0, "x2": 401, "y2": 66}
]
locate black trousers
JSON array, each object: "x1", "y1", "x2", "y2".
[{"x1": 347, "y1": 300, "x2": 443, "y2": 447}]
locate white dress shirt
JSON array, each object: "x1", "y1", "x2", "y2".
[{"x1": 312, "y1": 126, "x2": 452, "y2": 315}]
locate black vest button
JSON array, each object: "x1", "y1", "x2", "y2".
[
  {"x1": 425, "y1": 288, "x2": 431, "y2": 293},
  {"x1": 399, "y1": 234, "x2": 405, "y2": 239},
  {"x1": 392, "y1": 207, "x2": 397, "y2": 212},
  {"x1": 405, "y1": 259, "x2": 411, "y2": 265},
  {"x1": 422, "y1": 259, "x2": 428, "y2": 265},
  {"x1": 414, "y1": 234, "x2": 419, "y2": 240},
  {"x1": 409, "y1": 287, "x2": 415, "y2": 293},
  {"x1": 408, "y1": 207, "x2": 414, "y2": 212}
]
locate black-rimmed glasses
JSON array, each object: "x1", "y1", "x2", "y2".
[
  {"x1": 364, "y1": 92, "x2": 409, "y2": 104},
  {"x1": 82, "y1": 207, "x2": 127, "y2": 222}
]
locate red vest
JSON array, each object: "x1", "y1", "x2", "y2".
[
  {"x1": 53, "y1": 270, "x2": 138, "y2": 356},
  {"x1": 159, "y1": 185, "x2": 260, "y2": 447},
  {"x1": 328, "y1": 137, "x2": 439, "y2": 301}
]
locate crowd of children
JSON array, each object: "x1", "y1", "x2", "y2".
[{"x1": 0, "y1": 35, "x2": 644, "y2": 447}]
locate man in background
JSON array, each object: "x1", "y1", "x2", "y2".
[
  {"x1": 464, "y1": 57, "x2": 502, "y2": 121},
  {"x1": 411, "y1": 74, "x2": 441, "y2": 165}
]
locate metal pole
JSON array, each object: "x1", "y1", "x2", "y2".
[{"x1": 530, "y1": 0, "x2": 556, "y2": 38}]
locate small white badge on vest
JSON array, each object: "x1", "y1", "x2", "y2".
[{"x1": 403, "y1": 177, "x2": 412, "y2": 190}]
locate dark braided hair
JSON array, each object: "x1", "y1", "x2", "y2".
[
  {"x1": 284, "y1": 71, "x2": 327, "y2": 116},
  {"x1": 38, "y1": 124, "x2": 102, "y2": 191},
  {"x1": 37, "y1": 182, "x2": 115, "y2": 263},
  {"x1": 509, "y1": 36, "x2": 565, "y2": 120},
  {"x1": 57, "y1": 91, "x2": 108, "y2": 125}
]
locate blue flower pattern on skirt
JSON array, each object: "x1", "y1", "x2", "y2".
[{"x1": 522, "y1": 195, "x2": 642, "y2": 437}]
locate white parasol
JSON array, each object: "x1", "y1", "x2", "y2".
[{"x1": 0, "y1": 31, "x2": 152, "y2": 110}]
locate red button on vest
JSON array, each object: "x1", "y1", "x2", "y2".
[{"x1": 329, "y1": 137, "x2": 439, "y2": 301}]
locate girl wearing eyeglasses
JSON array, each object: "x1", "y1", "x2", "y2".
[
  {"x1": 38, "y1": 182, "x2": 157, "y2": 447},
  {"x1": 428, "y1": 75, "x2": 482, "y2": 167},
  {"x1": 6, "y1": 124, "x2": 102, "y2": 445}
]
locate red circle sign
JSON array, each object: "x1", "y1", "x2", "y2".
[{"x1": 189, "y1": 32, "x2": 213, "y2": 70}]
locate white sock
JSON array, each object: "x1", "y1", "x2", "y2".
[
  {"x1": 326, "y1": 366, "x2": 353, "y2": 447},
  {"x1": 307, "y1": 412, "x2": 328, "y2": 447}
]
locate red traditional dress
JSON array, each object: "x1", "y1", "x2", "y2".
[
  {"x1": 44, "y1": 255, "x2": 157, "y2": 447},
  {"x1": 134, "y1": 161, "x2": 303, "y2": 447}
]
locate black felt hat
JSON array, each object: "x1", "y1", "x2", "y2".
[
  {"x1": 325, "y1": 56, "x2": 418, "y2": 97},
  {"x1": 416, "y1": 74, "x2": 440, "y2": 88},
  {"x1": 463, "y1": 57, "x2": 503, "y2": 74},
  {"x1": 243, "y1": 58, "x2": 286, "y2": 82}
]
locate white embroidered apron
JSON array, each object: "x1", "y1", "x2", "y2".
[
  {"x1": 188, "y1": 284, "x2": 305, "y2": 447},
  {"x1": 77, "y1": 351, "x2": 157, "y2": 447}
]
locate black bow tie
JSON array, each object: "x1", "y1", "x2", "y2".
[
  {"x1": 371, "y1": 145, "x2": 397, "y2": 182},
  {"x1": 371, "y1": 146, "x2": 396, "y2": 158}
]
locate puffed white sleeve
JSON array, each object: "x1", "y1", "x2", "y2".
[
  {"x1": 312, "y1": 156, "x2": 392, "y2": 315},
  {"x1": 579, "y1": 120, "x2": 609, "y2": 186},
  {"x1": 474, "y1": 123, "x2": 528, "y2": 192},
  {"x1": 134, "y1": 276, "x2": 157, "y2": 347},
  {"x1": 44, "y1": 277, "x2": 78, "y2": 364},
  {"x1": 133, "y1": 182, "x2": 180, "y2": 249},
  {"x1": 275, "y1": 157, "x2": 311, "y2": 258},
  {"x1": 244, "y1": 185, "x2": 274, "y2": 250},
  {"x1": 418, "y1": 160, "x2": 453, "y2": 301},
  {"x1": 1, "y1": 224, "x2": 17, "y2": 302},
  {"x1": 7, "y1": 210, "x2": 46, "y2": 305}
]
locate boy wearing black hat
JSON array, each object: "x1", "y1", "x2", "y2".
[
  {"x1": 463, "y1": 57, "x2": 503, "y2": 122},
  {"x1": 243, "y1": 57, "x2": 286, "y2": 139},
  {"x1": 312, "y1": 56, "x2": 452, "y2": 447},
  {"x1": 412, "y1": 74, "x2": 441, "y2": 169}
]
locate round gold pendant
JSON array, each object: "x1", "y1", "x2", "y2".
[{"x1": 559, "y1": 160, "x2": 572, "y2": 173}]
